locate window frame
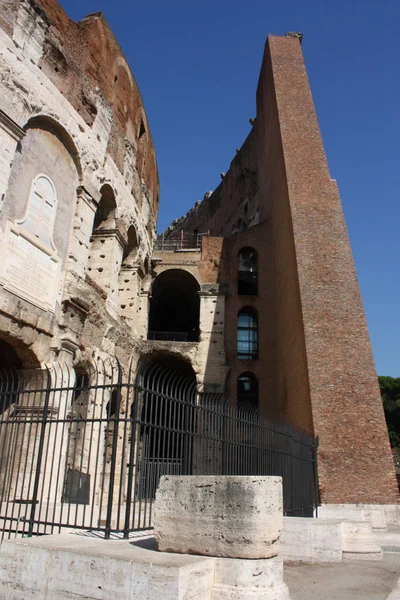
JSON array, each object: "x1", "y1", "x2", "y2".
[{"x1": 237, "y1": 308, "x2": 258, "y2": 360}]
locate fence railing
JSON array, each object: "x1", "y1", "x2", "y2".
[
  {"x1": 147, "y1": 331, "x2": 199, "y2": 342},
  {"x1": 0, "y1": 362, "x2": 319, "y2": 541},
  {"x1": 154, "y1": 231, "x2": 209, "y2": 252}
]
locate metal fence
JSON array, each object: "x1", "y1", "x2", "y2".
[
  {"x1": 154, "y1": 231, "x2": 209, "y2": 252},
  {"x1": 0, "y1": 361, "x2": 319, "y2": 540}
]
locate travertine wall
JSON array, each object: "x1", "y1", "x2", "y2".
[{"x1": 0, "y1": 0, "x2": 158, "y2": 371}]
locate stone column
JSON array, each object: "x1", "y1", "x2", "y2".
[
  {"x1": 197, "y1": 284, "x2": 226, "y2": 385},
  {"x1": 154, "y1": 475, "x2": 291, "y2": 600}
]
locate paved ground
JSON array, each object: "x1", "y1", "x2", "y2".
[{"x1": 284, "y1": 553, "x2": 400, "y2": 600}]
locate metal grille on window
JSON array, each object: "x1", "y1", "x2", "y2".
[{"x1": 237, "y1": 309, "x2": 258, "y2": 359}]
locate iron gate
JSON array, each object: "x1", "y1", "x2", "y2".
[{"x1": 0, "y1": 361, "x2": 319, "y2": 540}]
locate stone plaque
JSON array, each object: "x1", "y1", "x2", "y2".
[{"x1": 0, "y1": 221, "x2": 62, "y2": 311}]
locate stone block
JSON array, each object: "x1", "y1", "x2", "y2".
[
  {"x1": 154, "y1": 475, "x2": 283, "y2": 559},
  {"x1": 318, "y1": 503, "x2": 387, "y2": 530},
  {"x1": 212, "y1": 556, "x2": 290, "y2": 600},
  {"x1": 281, "y1": 517, "x2": 342, "y2": 563},
  {"x1": 0, "y1": 535, "x2": 215, "y2": 600},
  {"x1": 341, "y1": 521, "x2": 383, "y2": 561}
]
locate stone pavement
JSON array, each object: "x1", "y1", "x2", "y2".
[{"x1": 284, "y1": 553, "x2": 400, "y2": 600}]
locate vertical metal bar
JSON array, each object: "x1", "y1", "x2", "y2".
[
  {"x1": 313, "y1": 436, "x2": 320, "y2": 517},
  {"x1": 104, "y1": 367, "x2": 122, "y2": 539},
  {"x1": 123, "y1": 379, "x2": 139, "y2": 538},
  {"x1": 27, "y1": 369, "x2": 51, "y2": 537}
]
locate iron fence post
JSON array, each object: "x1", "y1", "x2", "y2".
[
  {"x1": 313, "y1": 436, "x2": 320, "y2": 517},
  {"x1": 123, "y1": 381, "x2": 139, "y2": 538},
  {"x1": 104, "y1": 369, "x2": 122, "y2": 540},
  {"x1": 28, "y1": 369, "x2": 51, "y2": 537}
]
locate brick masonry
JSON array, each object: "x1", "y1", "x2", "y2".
[{"x1": 163, "y1": 36, "x2": 399, "y2": 504}]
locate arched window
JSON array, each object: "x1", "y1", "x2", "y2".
[
  {"x1": 237, "y1": 373, "x2": 259, "y2": 408},
  {"x1": 87, "y1": 185, "x2": 117, "y2": 295},
  {"x1": 238, "y1": 248, "x2": 258, "y2": 295},
  {"x1": 237, "y1": 308, "x2": 258, "y2": 359},
  {"x1": 119, "y1": 225, "x2": 139, "y2": 317},
  {"x1": 20, "y1": 174, "x2": 57, "y2": 249},
  {"x1": 92, "y1": 184, "x2": 116, "y2": 231}
]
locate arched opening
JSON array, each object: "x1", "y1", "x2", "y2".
[
  {"x1": 92, "y1": 184, "x2": 116, "y2": 231},
  {"x1": 0, "y1": 339, "x2": 23, "y2": 371},
  {"x1": 238, "y1": 247, "x2": 258, "y2": 295},
  {"x1": 119, "y1": 225, "x2": 139, "y2": 318},
  {"x1": 237, "y1": 372, "x2": 259, "y2": 409},
  {"x1": 87, "y1": 185, "x2": 118, "y2": 298},
  {"x1": 63, "y1": 368, "x2": 91, "y2": 504},
  {"x1": 148, "y1": 270, "x2": 200, "y2": 342},
  {"x1": 0, "y1": 339, "x2": 41, "y2": 508},
  {"x1": 237, "y1": 308, "x2": 258, "y2": 359},
  {"x1": 24, "y1": 115, "x2": 82, "y2": 181},
  {"x1": 133, "y1": 354, "x2": 196, "y2": 499},
  {"x1": 102, "y1": 388, "x2": 120, "y2": 505}
]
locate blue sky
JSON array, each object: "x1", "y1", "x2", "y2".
[{"x1": 60, "y1": 0, "x2": 400, "y2": 376}]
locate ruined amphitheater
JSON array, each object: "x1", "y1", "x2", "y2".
[{"x1": 0, "y1": 0, "x2": 398, "y2": 540}]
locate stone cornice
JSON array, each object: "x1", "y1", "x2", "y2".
[
  {"x1": 0, "y1": 109, "x2": 25, "y2": 142},
  {"x1": 91, "y1": 227, "x2": 127, "y2": 248}
]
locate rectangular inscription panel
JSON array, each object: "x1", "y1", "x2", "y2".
[{"x1": 0, "y1": 222, "x2": 61, "y2": 311}]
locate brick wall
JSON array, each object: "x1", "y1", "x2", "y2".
[{"x1": 160, "y1": 34, "x2": 399, "y2": 505}]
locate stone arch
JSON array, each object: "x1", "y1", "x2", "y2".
[
  {"x1": 137, "y1": 351, "x2": 196, "y2": 380},
  {"x1": 148, "y1": 269, "x2": 200, "y2": 342},
  {"x1": 93, "y1": 184, "x2": 117, "y2": 230},
  {"x1": 2, "y1": 113, "x2": 80, "y2": 307},
  {"x1": 63, "y1": 363, "x2": 93, "y2": 505},
  {"x1": 17, "y1": 173, "x2": 58, "y2": 250},
  {"x1": 0, "y1": 336, "x2": 40, "y2": 370},
  {"x1": 112, "y1": 56, "x2": 135, "y2": 93},
  {"x1": 134, "y1": 352, "x2": 197, "y2": 498},
  {"x1": 122, "y1": 224, "x2": 138, "y2": 266},
  {"x1": 24, "y1": 115, "x2": 82, "y2": 182}
]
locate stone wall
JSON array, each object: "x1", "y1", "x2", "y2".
[{"x1": 0, "y1": 0, "x2": 159, "y2": 371}]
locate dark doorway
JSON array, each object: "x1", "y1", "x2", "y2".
[
  {"x1": 148, "y1": 270, "x2": 200, "y2": 341},
  {"x1": 133, "y1": 355, "x2": 196, "y2": 499}
]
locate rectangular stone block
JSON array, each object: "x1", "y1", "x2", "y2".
[
  {"x1": 281, "y1": 517, "x2": 342, "y2": 563},
  {"x1": 154, "y1": 475, "x2": 283, "y2": 559},
  {"x1": 0, "y1": 535, "x2": 215, "y2": 600}
]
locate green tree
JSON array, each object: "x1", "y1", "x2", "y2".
[{"x1": 379, "y1": 376, "x2": 400, "y2": 449}]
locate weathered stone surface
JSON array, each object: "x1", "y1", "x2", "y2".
[
  {"x1": 281, "y1": 517, "x2": 343, "y2": 563},
  {"x1": 212, "y1": 556, "x2": 290, "y2": 600},
  {"x1": 341, "y1": 521, "x2": 383, "y2": 561},
  {"x1": 154, "y1": 475, "x2": 283, "y2": 559},
  {"x1": 0, "y1": 534, "x2": 215, "y2": 600},
  {"x1": 318, "y1": 503, "x2": 387, "y2": 530}
]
